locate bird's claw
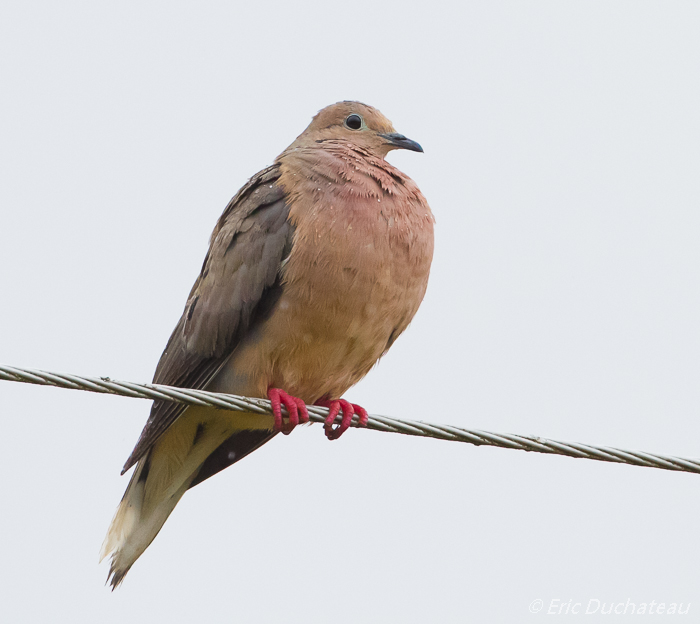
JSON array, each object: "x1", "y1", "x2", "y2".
[
  {"x1": 316, "y1": 399, "x2": 369, "y2": 440},
  {"x1": 268, "y1": 388, "x2": 309, "y2": 435}
]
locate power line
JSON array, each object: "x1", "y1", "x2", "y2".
[{"x1": 1, "y1": 363, "x2": 698, "y2": 475}]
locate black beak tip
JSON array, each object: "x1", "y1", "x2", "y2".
[{"x1": 381, "y1": 132, "x2": 424, "y2": 153}]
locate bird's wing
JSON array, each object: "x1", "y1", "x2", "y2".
[{"x1": 121, "y1": 164, "x2": 293, "y2": 474}]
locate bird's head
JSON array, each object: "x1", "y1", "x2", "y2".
[{"x1": 293, "y1": 101, "x2": 423, "y2": 158}]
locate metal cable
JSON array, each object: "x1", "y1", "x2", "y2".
[{"x1": 1, "y1": 363, "x2": 699, "y2": 475}]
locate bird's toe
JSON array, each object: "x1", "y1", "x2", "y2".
[
  {"x1": 268, "y1": 388, "x2": 308, "y2": 434},
  {"x1": 316, "y1": 398, "x2": 365, "y2": 440}
]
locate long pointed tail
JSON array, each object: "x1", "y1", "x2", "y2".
[
  {"x1": 99, "y1": 452, "x2": 192, "y2": 589},
  {"x1": 100, "y1": 406, "x2": 276, "y2": 588},
  {"x1": 99, "y1": 408, "x2": 228, "y2": 588}
]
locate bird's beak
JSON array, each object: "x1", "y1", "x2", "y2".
[{"x1": 379, "y1": 132, "x2": 424, "y2": 153}]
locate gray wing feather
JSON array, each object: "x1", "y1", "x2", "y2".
[{"x1": 121, "y1": 165, "x2": 293, "y2": 473}]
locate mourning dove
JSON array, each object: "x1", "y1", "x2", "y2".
[{"x1": 100, "y1": 101, "x2": 435, "y2": 587}]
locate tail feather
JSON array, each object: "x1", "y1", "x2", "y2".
[
  {"x1": 99, "y1": 454, "x2": 194, "y2": 589},
  {"x1": 99, "y1": 459, "x2": 145, "y2": 564},
  {"x1": 100, "y1": 407, "x2": 276, "y2": 588},
  {"x1": 100, "y1": 410, "x2": 230, "y2": 588}
]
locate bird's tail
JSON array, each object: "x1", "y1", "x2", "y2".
[
  {"x1": 99, "y1": 409, "x2": 236, "y2": 588},
  {"x1": 99, "y1": 451, "x2": 193, "y2": 589},
  {"x1": 100, "y1": 406, "x2": 276, "y2": 588}
]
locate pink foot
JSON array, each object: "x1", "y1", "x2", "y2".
[
  {"x1": 267, "y1": 388, "x2": 309, "y2": 435},
  {"x1": 315, "y1": 399, "x2": 369, "y2": 440}
]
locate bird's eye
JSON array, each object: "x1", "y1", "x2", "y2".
[{"x1": 345, "y1": 114, "x2": 363, "y2": 130}]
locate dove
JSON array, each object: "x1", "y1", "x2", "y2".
[{"x1": 100, "y1": 101, "x2": 434, "y2": 587}]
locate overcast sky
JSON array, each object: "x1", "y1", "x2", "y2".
[{"x1": 1, "y1": 2, "x2": 700, "y2": 622}]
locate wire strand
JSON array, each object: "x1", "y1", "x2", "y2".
[{"x1": 1, "y1": 363, "x2": 698, "y2": 475}]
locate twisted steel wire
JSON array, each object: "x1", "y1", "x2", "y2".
[{"x1": 1, "y1": 363, "x2": 699, "y2": 475}]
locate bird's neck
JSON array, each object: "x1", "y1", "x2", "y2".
[{"x1": 276, "y1": 142, "x2": 416, "y2": 204}]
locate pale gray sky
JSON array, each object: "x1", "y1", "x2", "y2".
[{"x1": 1, "y1": 2, "x2": 699, "y2": 622}]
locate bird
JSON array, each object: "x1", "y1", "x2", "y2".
[{"x1": 100, "y1": 101, "x2": 435, "y2": 588}]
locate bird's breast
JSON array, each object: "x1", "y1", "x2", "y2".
[{"x1": 228, "y1": 153, "x2": 434, "y2": 402}]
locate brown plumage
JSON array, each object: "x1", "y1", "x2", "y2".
[{"x1": 100, "y1": 101, "x2": 434, "y2": 587}]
